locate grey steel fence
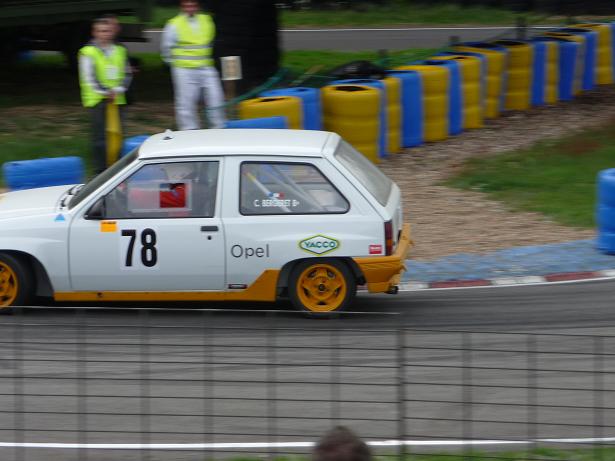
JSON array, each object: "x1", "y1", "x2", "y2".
[{"x1": 0, "y1": 307, "x2": 613, "y2": 461}]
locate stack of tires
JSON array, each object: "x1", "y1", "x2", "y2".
[
  {"x1": 597, "y1": 169, "x2": 615, "y2": 254},
  {"x1": 423, "y1": 59, "x2": 463, "y2": 136},
  {"x1": 549, "y1": 28, "x2": 597, "y2": 91},
  {"x1": 394, "y1": 64, "x2": 449, "y2": 142},
  {"x1": 260, "y1": 87, "x2": 322, "y2": 130},
  {"x1": 452, "y1": 42, "x2": 507, "y2": 119},
  {"x1": 573, "y1": 23, "x2": 614, "y2": 85},
  {"x1": 209, "y1": 0, "x2": 279, "y2": 94},
  {"x1": 493, "y1": 40, "x2": 534, "y2": 111},
  {"x1": 382, "y1": 77, "x2": 403, "y2": 154},
  {"x1": 543, "y1": 31, "x2": 586, "y2": 96},
  {"x1": 321, "y1": 84, "x2": 381, "y2": 163},
  {"x1": 430, "y1": 54, "x2": 485, "y2": 129},
  {"x1": 238, "y1": 96, "x2": 303, "y2": 129},
  {"x1": 529, "y1": 38, "x2": 560, "y2": 105}
]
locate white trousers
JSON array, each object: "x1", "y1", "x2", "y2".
[{"x1": 171, "y1": 66, "x2": 226, "y2": 130}]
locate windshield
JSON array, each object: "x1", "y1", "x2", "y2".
[
  {"x1": 69, "y1": 150, "x2": 139, "y2": 210},
  {"x1": 334, "y1": 141, "x2": 393, "y2": 206}
]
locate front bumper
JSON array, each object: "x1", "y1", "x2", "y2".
[{"x1": 353, "y1": 223, "x2": 413, "y2": 293}]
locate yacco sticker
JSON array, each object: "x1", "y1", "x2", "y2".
[
  {"x1": 299, "y1": 235, "x2": 340, "y2": 256},
  {"x1": 101, "y1": 221, "x2": 118, "y2": 233}
]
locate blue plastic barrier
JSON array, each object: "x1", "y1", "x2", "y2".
[
  {"x1": 331, "y1": 78, "x2": 388, "y2": 157},
  {"x1": 558, "y1": 28, "x2": 598, "y2": 90},
  {"x1": 385, "y1": 70, "x2": 423, "y2": 148},
  {"x1": 527, "y1": 39, "x2": 547, "y2": 106},
  {"x1": 121, "y1": 135, "x2": 150, "y2": 158},
  {"x1": 2, "y1": 157, "x2": 85, "y2": 191},
  {"x1": 540, "y1": 37, "x2": 579, "y2": 101},
  {"x1": 260, "y1": 88, "x2": 322, "y2": 130},
  {"x1": 423, "y1": 59, "x2": 463, "y2": 136},
  {"x1": 597, "y1": 168, "x2": 615, "y2": 254},
  {"x1": 225, "y1": 116, "x2": 289, "y2": 130}
]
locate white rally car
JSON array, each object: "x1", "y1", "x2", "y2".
[{"x1": 0, "y1": 129, "x2": 411, "y2": 314}]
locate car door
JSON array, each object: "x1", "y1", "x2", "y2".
[{"x1": 68, "y1": 158, "x2": 226, "y2": 292}]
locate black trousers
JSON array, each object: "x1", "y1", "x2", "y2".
[{"x1": 89, "y1": 101, "x2": 125, "y2": 175}]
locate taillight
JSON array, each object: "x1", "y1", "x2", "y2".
[{"x1": 384, "y1": 220, "x2": 394, "y2": 256}]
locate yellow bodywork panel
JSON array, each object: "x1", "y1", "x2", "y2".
[{"x1": 354, "y1": 223, "x2": 412, "y2": 293}]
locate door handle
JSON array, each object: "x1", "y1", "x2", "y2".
[{"x1": 201, "y1": 226, "x2": 219, "y2": 232}]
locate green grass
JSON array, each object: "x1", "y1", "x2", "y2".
[
  {"x1": 447, "y1": 123, "x2": 615, "y2": 228},
  {"x1": 142, "y1": 3, "x2": 548, "y2": 29}
]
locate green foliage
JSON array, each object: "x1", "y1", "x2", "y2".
[{"x1": 447, "y1": 123, "x2": 615, "y2": 228}]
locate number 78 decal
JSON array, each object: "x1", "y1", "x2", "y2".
[{"x1": 121, "y1": 228, "x2": 159, "y2": 269}]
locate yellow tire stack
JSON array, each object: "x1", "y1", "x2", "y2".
[
  {"x1": 382, "y1": 77, "x2": 402, "y2": 154},
  {"x1": 394, "y1": 65, "x2": 449, "y2": 142},
  {"x1": 239, "y1": 96, "x2": 303, "y2": 130},
  {"x1": 429, "y1": 55, "x2": 484, "y2": 129},
  {"x1": 321, "y1": 85, "x2": 381, "y2": 163},
  {"x1": 493, "y1": 40, "x2": 534, "y2": 111},
  {"x1": 543, "y1": 40, "x2": 560, "y2": 104},
  {"x1": 452, "y1": 45, "x2": 506, "y2": 119},
  {"x1": 573, "y1": 23, "x2": 614, "y2": 84}
]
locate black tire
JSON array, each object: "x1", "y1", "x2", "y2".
[
  {"x1": 288, "y1": 259, "x2": 356, "y2": 315},
  {"x1": 0, "y1": 253, "x2": 34, "y2": 313}
]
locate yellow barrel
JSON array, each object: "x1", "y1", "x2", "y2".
[
  {"x1": 493, "y1": 40, "x2": 533, "y2": 111},
  {"x1": 452, "y1": 45, "x2": 506, "y2": 119},
  {"x1": 382, "y1": 77, "x2": 402, "y2": 154},
  {"x1": 429, "y1": 55, "x2": 484, "y2": 129},
  {"x1": 544, "y1": 32, "x2": 586, "y2": 95},
  {"x1": 239, "y1": 96, "x2": 303, "y2": 129},
  {"x1": 572, "y1": 24, "x2": 614, "y2": 85},
  {"x1": 543, "y1": 40, "x2": 560, "y2": 104},
  {"x1": 394, "y1": 65, "x2": 449, "y2": 142},
  {"x1": 321, "y1": 85, "x2": 381, "y2": 163}
]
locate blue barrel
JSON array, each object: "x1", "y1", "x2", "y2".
[
  {"x1": 558, "y1": 28, "x2": 598, "y2": 90},
  {"x1": 527, "y1": 39, "x2": 547, "y2": 106},
  {"x1": 385, "y1": 70, "x2": 423, "y2": 148},
  {"x1": 260, "y1": 88, "x2": 322, "y2": 130},
  {"x1": 3, "y1": 157, "x2": 85, "y2": 191},
  {"x1": 225, "y1": 116, "x2": 289, "y2": 129},
  {"x1": 331, "y1": 78, "x2": 388, "y2": 157},
  {"x1": 121, "y1": 135, "x2": 150, "y2": 158},
  {"x1": 597, "y1": 169, "x2": 615, "y2": 254},
  {"x1": 423, "y1": 59, "x2": 463, "y2": 136}
]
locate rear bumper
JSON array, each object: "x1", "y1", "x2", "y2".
[{"x1": 353, "y1": 223, "x2": 413, "y2": 293}]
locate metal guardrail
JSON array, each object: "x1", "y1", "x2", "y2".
[{"x1": 0, "y1": 307, "x2": 613, "y2": 460}]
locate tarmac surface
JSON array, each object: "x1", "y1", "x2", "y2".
[{"x1": 0, "y1": 279, "x2": 614, "y2": 461}]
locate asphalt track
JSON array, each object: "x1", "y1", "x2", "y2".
[
  {"x1": 126, "y1": 26, "x2": 554, "y2": 54},
  {"x1": 0, "y1": 279, "x2": 614, "y2": 461}
]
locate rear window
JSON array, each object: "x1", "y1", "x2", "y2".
[{"x1": 334, "y1": 141, "x2": 392, "y2": 206}]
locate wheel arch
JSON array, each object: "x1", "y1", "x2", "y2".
[
  {"x1": 276, "y1": 256, "x2": 365, "y2": 296},
  {"x1": 0, "y1": 250, "x2": 54, "y2": 298}
]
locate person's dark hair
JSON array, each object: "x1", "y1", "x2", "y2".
[
  {"x1": 92, "y1": 18, "x2": 110, "y2": 28},
  {"x1": 101, "y1": 13, "x2": 118, "y2": 21},
  {"x1": 313, "y1": 427, "x2": 372, "y2": 461}
]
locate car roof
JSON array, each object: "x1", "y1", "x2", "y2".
[{"x1": 138, "y1": 129, "x2": 340, "y2": 160}]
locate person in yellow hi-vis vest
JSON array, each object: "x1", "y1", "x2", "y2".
[
  {"x1": 161, "y1": 0, "x2": 226, "y2": 130},
  {"x1": 78, "y1": 18, "x2": 132, "y2": 174}
]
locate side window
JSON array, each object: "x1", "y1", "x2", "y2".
[
  {"x1": 240, "y1": 162, "x2": 349, "y2": 215},
  {"x1": 104, "y1": 161, "x2": 219, "y2": 219}
]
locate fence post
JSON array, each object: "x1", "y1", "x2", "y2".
[{"x1": 397, "y1": 328, "x2": 407, "y2": 459}]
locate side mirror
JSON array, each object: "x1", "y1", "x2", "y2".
[{"x1": 85, "y1": 198, "x2": 105, "y2": 220}]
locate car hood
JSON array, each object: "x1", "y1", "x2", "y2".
[{"x1": 0, "y1": 185, "x2": 74, "y2": 220}]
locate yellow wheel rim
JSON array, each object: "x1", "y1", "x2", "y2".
[
  {"x1": 296, "y1": 263, "x2": 347, "y2": 313},
  {"x1": 0, "y1": 262, "x2": 18, "y2": 307}
]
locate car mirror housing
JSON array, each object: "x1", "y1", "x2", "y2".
[{"x1": 85, "y1": 198, "x2": 106, "y2": 220}]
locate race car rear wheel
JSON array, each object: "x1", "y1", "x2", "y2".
[
  {"x1": 0, "y1": 253, "x2": 33, "y2": 312},
  {"x1": 289, "y1": 260, "x2": 356, "y2": 314}
]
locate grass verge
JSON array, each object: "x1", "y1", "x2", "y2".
[
  {"x1": 144, "y1": 4, "x2": 547, "y2": 29},
  {"x1": 447, "y1": 122, "x2": 615, "y2": 228}
]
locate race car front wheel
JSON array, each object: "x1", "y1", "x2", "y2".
[
  {"x1": 289, "y1": 259, "x2": 356, "y2": 315},
  {"x1": 0, "y1": 253, "x2": 33, "y2": 312}
]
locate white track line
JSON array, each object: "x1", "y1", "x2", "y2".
[{"x1": 0, "y1": 437, "x2": 613, "y2": 450}]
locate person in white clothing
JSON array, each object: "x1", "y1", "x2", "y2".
[{"x1": 161, "y1": 0, "x2": 226, "y2": 130}]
